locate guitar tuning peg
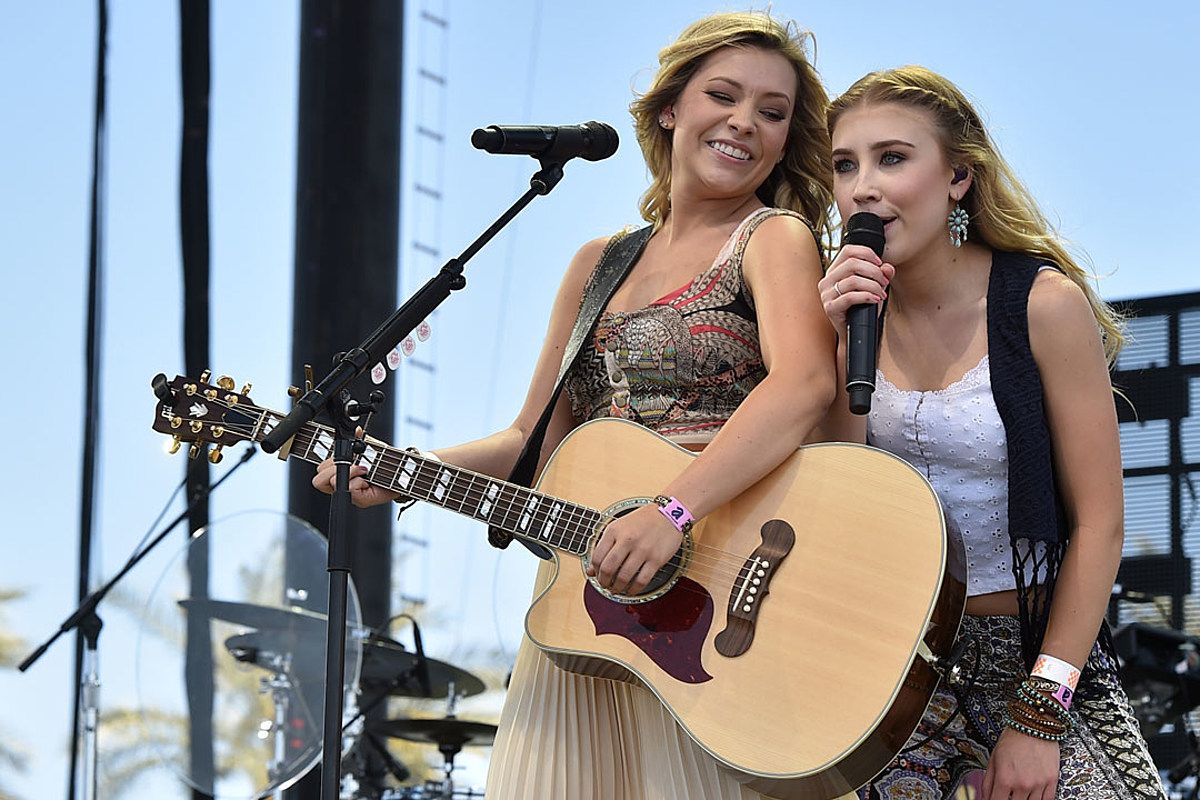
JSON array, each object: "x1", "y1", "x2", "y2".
[
  {"x1": 216, "y1": 375, "x2": 235, "y2": 391},
  {"x1": 188, "y1": 443, "x2": 201, "y2": 460},
  {"x1": 240, "y1": 382, "x2": 253, "y2": 395},
  {"x1": 167, "y1": 435, "x2": 182, "y2": 455},
  {"x1": 287, "y1": 385, "x2": 302, "y2": 399},
  {"x1": 208, "y1": 445, "x2": 224, "y2": 464},
  {"x1": 199, "y1": 369, "x2": 211, "y2": 384}
]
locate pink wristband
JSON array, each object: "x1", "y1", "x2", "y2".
[
  {"x1": 655, "y1": 495, "x2": 694, "y2": 534},
  {"x1": 1049, "y1": 682, "x2": 1074, "y2": 710}
]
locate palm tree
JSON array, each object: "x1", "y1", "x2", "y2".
[
  {"x1": 96, "y1": 573, "x2": 314, "y2": 796},
  {"x1": 0, "y1": 588, "x2": 30, "y2": 800}
]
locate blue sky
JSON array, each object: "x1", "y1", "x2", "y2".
[{"x1": 1, "y1": 1, "x2": 1197, "y2": 796}]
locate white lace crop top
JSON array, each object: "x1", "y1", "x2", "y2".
[{"x1": 867, "y1": 356, "x2": 1021, "y2": 596}]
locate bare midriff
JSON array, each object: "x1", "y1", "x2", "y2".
[{"x1": 966, "y1": 588, "x2": 1020, "y2": 616}]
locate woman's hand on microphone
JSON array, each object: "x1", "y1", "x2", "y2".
[{"x1": 817, "y1": 244, "x2": 893, "y2": 333}]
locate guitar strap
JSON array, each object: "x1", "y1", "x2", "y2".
[{"x1": 489, "y1": 224, "x2": 654, "y2": 556}]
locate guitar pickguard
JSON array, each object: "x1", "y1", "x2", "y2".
[{"x1": 583, "y1": 578, "x2": 713, "y2": 684}]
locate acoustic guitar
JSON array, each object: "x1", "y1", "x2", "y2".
[{"x1": 150, "y1": 372, "x2": 964, "y2": 800}]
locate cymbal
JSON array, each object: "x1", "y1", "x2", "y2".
[
  {"x1": 368, "y1": 717, "x2": 497, "y2": 748},
  {"x1": 360, "y1": 634, "x2": 486, "y2": 699},
  {"x1": 178, "y1": 598, "x2": 328, "y2": 631}
]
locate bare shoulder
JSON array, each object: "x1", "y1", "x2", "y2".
[
  {"x1": 1027, "y1": 268, "x2": 1103, "y2": 362},
  {"x1": 743, "y1": 212, "x2": 822, "y2": 280},
  {"x1": 569, "y1": 234, "x2": 615, "y2": 276},
  {"x1": 558, "y1": 233, "x2": 621, "y2": 300}
]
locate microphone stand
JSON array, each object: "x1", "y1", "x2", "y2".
[
  {"x1": 261, "y1": 157, "x2": 571, "y2": 800},
  {"x1": 18, "y1": 447, "x2": 256, "y2": 800}
]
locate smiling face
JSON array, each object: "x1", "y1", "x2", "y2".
[
  {"x1": 830, "y1": 102, "x2": 970, "y2": 265},
  {"x1": 662, "y1": 45, "x2": 796, "y2": 205}
]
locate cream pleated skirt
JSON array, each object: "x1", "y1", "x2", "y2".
[{"x1": 484, "y1": 561, "x2": 765, "y2": 800}]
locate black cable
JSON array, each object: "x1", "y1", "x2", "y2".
[
  {"x1": 342, "y1": 613, "x2": 432, "y2": 733},
  {"x1": 68, "y1": 3, "x2": 108, "y2": 798},
  {"x1": 901, "y1": 636, "x2": 981, "y2": 755}
]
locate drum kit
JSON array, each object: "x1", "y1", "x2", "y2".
[
  {"x1": 181, "y1": 597, "x2": 493, "y2": 799},
  {"x1": 1113, "y1": 622, "x2": 1200, "y2": 797}
]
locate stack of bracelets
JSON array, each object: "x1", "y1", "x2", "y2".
[{"x1": 1003, "y1": 653, "x2": 1078, "y2": 743}]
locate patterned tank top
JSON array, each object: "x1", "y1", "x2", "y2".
[{"x1": 565, "y1": 207, "x2": 811, "y2": 446}]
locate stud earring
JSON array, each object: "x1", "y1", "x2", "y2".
[{"x1": 948, "y1": 203, "x2": 970, "y2": 248}]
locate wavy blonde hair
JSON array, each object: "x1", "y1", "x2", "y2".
[
  {"x1": 828, "y1": 66, "x2": 1124, "y2": 361},
  {"x1": 629, "y1": 12, "x2": 834, "y2": 244}
]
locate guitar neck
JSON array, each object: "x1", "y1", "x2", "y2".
[{"x1": 260, "y1": 410, "x2": 598, "y2": 556}]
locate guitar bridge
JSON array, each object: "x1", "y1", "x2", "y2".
[{"x1": 714, "y1": 519, "x2": 795, "y2": 657}]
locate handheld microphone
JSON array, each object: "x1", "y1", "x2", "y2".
[
  {"x1": 471, "y1": 121, "x2": 619, "y2": 162},
  {"x1": 843, "y1": 212, "x2": 886, "y2": 415}
]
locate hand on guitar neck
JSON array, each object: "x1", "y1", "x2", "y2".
[
  {"x1": 312, "y1": 426, "x2": 410, "y2": 508},
  {"x1": 313, "y1": 458, "x2": 405, "y2": 508}
]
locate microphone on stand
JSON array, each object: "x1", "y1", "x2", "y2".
[
  {"x1": 843, "y1": 212, "x2": 887, "y2": 415},
  {"x1": 471, "y1": 121, "x2": 619, "y2": 162}
]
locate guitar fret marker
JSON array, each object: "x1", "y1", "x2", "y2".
[
  {"x1": 393, "y1": 455, "x2": 418, "y2": 491},
  {"x1": 311, "y1": 431, "x2": 333, "y2": 461},
  {"x1": 478, "y1": 482, "x2": 500, "y2": 519},
  {"x1": 541, "y1": 503, "x2": 563, "y2": 540},
  {"x1": 359, "y1": 444, "x2": 379, "y2": 476},
  {"x1": 432, "y1": 468, "x2": 452, "y2": 502},
  {"x1": 519, "y1": 494, "x2": 540, "y2": 532}
]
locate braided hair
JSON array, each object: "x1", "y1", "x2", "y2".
[{"x1": 827, "y1": 65, "x2": 1124, "y2": 362}]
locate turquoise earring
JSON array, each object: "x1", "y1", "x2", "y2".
[{"x1": 948, "y1": 203, "x2": 970, "y2": 248}]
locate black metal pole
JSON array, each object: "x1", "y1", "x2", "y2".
[
  {"x1": 69, "y1": 2, "x2": 107, "y2": 797},
  {"x1": 287, "y1": 2, "x2": 402, "y2": 795},
  {"x1": 179, "y1": 1, "x2": 214, "y2": 796}
]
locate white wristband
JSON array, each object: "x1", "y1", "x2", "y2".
[{"x1": 1031, "y1": 653, "x2": 1081, "y2": 691}]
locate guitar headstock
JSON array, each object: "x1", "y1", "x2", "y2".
[{"x1": 150, "y1": 372, "x2": 259, "y2": 463}]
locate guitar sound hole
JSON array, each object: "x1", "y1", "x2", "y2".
[{"x1": 586, "y1": 502, "x2": 689, "y2": 603}]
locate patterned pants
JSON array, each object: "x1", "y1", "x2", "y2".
[{"x1": 857, "y1": 615, "x2": 1167, "y2": 800}]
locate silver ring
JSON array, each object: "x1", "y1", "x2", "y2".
[{"x1": 833, "y1": 280, "x2": 843, "y2": 298}]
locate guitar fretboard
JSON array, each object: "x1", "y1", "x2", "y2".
[{"x1": 255, "y1": 409, "x2": 601, "y2": 555}]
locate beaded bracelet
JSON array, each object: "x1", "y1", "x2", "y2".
[
  {"x1": 1003, "y1": 677, "x2": 1074, "y2": 742},
  {"x1": 1006, "y1": 700, "x2": 1069, "y2": 737},
  {"x1": 1021, "y1": 676, "x2": 1076, "y2": 720},
  {"x1": 1003, "y1": 711, "x2": 1069, "y2": 743},
  {"x1": 1008, "y1": 696, "x2": 1070, "y2": 734},
  {"x1": 1006, "y1": 713, "x2": 1067, "y2": 741},
  {"x1": 1016, "y1": 681, "x2": 1073, "y2": 724}
]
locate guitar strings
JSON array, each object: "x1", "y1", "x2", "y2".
[
  {"x1": 188, "y1": 403, "x2": 767, "y2": 589},
  {"x1": 178, "y1": 395, "x2": 775, "y2": 587},
  {"x1": 339, "y1": 439, "x2": 764, "y2": 585}
]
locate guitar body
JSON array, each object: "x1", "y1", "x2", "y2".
[
  {"x1": 147, "y1": 374, "x2": 964, "y2": 800},
  {"x1": 525, "y1": 418, "x2": 964, "y2": 800}
]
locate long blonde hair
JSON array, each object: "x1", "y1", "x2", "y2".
[
  {"x1": 828, "y1": 66, "x2": 1124, "y2": 361},
  {"x1": 629, "y1": 12, "x2": 834, "y2": 244}
]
